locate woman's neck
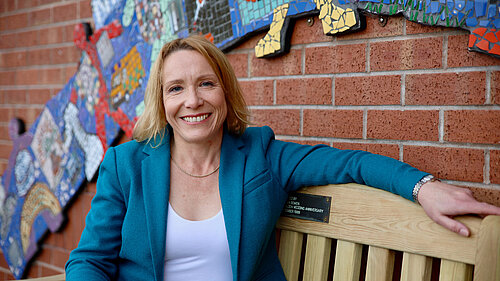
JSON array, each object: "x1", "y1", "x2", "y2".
[{"x1": 170, "y1": 135, "x2": 222, "y2": 174}]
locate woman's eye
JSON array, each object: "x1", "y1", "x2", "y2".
[
  {"x1": 200, "y1": 81, "x2": 215, "y2": 87},
  {"x1": 168, "y1": 86, "x2": 182, "y2": 93}
]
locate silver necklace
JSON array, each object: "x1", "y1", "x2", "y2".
[{"x1": 170, "y1": 156, "x2": 220, "y2": 178}]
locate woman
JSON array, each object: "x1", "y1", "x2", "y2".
[{"x1": 65, "y1": 35, "x2": 500, "y2": 281}]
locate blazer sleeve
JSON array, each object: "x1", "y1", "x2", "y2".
[
  {"x1": 258, "y1": 126, "x2": 428, "y2": 201},
  {"x1": 65, "y1": 147, "x2": 126, "y2": 280}
]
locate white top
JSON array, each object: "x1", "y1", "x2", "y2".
[{"x1": 164, "y1": 203, "x2": 233, "y2": 281}]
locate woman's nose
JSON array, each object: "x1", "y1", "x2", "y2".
[{"x1": 184, "y1": 87, "x2": 203, "y2": 108}]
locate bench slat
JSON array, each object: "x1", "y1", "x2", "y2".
[
  {"x1": 303, "y1": 235, "x2": 331, "y2": 281},
  {"x1": 438, "y1": 259, "x2": 472, "y2": 281},
  {"x1": 332, "y1": 240, "x2": 362, "y2": 281},
  {"x1": 278, "y1": 230, "x2": 303, "y2": 281},
  {"x1": 365, "y1": 246, "x2": 395, "y2": 281},
  {"x1": 401, "y1": 252, "x2": 432, "y2": 281}
]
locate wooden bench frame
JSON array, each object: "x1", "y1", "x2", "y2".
[
  {"x1": 22, "y1": 184, "x2": 500, "y2": 280},
  {"x1": 277, "y1": 184, "x2": 500, "y2": 281}
]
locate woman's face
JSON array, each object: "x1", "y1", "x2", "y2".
[{"x1": 161, "y1": 50, "x2": 228, "y2": 146}]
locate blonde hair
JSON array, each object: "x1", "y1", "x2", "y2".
[{"x1": 132, "y1": 35, "x2": 251, "y2": 144}]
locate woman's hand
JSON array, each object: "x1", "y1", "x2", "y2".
[{"x1": 417, "y1": 180, "x2": 500, "y2": 237}]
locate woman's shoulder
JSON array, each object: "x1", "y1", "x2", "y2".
[
  {"x1": 240, "y1": 126, "x2": 275, "y2": 142},
  {"x1": 107, "y1": 139, "x2": 148, "y2": 160}
]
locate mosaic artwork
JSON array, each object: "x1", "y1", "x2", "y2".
[{"x1": 0, "y1": 0, "x2": 498, "y2": 278}]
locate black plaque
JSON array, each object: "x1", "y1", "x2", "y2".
[{"x1": 282, "y1": 192, "x2": 331, "y2": 223}]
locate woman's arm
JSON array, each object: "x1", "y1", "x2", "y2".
[{"x1": 65, "y1": 147, "x2": 126, "y2": 280}]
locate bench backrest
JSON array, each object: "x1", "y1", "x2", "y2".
[{"x1": 276, "y1": 183, "x2": 500, "y2": 281}]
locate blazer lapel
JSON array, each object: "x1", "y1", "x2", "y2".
[
  {"x1": 141, "y1": 130, "x2": 171, "y2": 281},
  {"x1": 219, "y1": 131, "x2": 245, "y2": 281}
]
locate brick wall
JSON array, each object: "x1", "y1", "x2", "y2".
[{"x1": 0, "y1": 0, "x2": 499, "y2": 279}]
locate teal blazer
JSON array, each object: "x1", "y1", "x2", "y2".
[{"x1": 65, "y1": 126, "x2": 427, "y2": 281}]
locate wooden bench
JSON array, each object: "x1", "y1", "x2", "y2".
[
  {"x1": 276, "y1": 184, "x2": 500, "y2": 281},
  {"x1": 21, "y1": 184, "x2": 500, "y2": 280}
]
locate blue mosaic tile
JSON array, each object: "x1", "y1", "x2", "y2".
[
  {"x1": 479, "y1": 19, "x2": 490, "y2": 26},
  {"x1": 431, "y1": 1, "x2": 440, "y2": 13},
  {"x1": 494, "y1": 18, "x2": 500, "y2": 28},
  {"x1": 475, "y1": 0, "x2": 487, "y2": 17},
  {"x1": 455, "y1": 0, "x2": 465, "y2": 10},
  {"x1": 488, "y1": 4, "x2": 497, "y2": 19}
]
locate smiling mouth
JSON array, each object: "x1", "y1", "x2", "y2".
[{"x1": 181, "y1": 113, "x2": 210, "y2": 123}]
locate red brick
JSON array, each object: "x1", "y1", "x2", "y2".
[
  {"x1": 0, "y1": 250, "x2": 9, "y2": 268},
  {"x1": 79, "y1": 0, "x2": 93, "y2": 19},
  {"x1": 0, "y1": 161, "x2": 7, "y2": 176},
  {"x1": 251, "y1": 49, "x2": 301, "y2": 77},
  {"x1": 468, "y1": 186, "x2": 500, "y2": 208},
  {"x1": 0, "y1": 143, "x2": 13, "y2": 159},
  {"x1": 370, "y1": 37, "x2": 442, "y2": 71},
  {"x1": 53, "y1": 3, "x2": 77, "y2": 23},
  {"x1": 233, "y1": 30, "x2": 267, "y2": 51},
  {"x1": 27, "y1": 48, "x2": 52, "y2": 65},
  {"x1": 16, "y1": 30, "x2": 38, "y2": 48},
  {"x1": 0, "y1": 108, "x2": 14, "y2": 123},
  {"x1": 276, "y1": 77, "x2": 332, "y2": 105},
  {"x1": 63, "y1": 198, "x2": 85, "y2": 251},
  {"x1": 3, "y1": 90, "x2": 27, "y2": 104},
  {"x1": 339, "y1": 15, "x2": 403, "y2": 40},
  {"x1": 367, "y1": 110, "x2": 439, "y2": 141},
  {"x1": 17, "y1": 0, "x2": 38, "y2": 10},
  {"x1": 30, "y1": 8, "x2": 51, "y2": 26},
  {"x1": 491, "y1": 150, "x2": 500, "y2": 184},
  {"x1": 445, "y1": 110, "x2": 500, "y2": 144},
  {"x1": 63, "y1": 65, "x2": 78, "y2": 82},
  {"x1": 406, "y1": 72, "x2": 486, "y2": 105},
  {"x1": 0, "y1": 51, "x2": 28, "y2": 68},
  {"x1": 335, "y1": 75, "x2": 400, "y2": 105},
  {"x1": 45, "y1": 232, "x2": 65, "y2": 249},
  {"x1": 15, "y1": 69, "x2": 39, "y2": 85},
  {"x1": 26, "y1": 262, "x2": 41, "y2": 278},
  {"x1": 27, "y1": 89, "x2": 53, "y2": 105},
  {"x1": 291, "y1": 139, "x2": 329, "y2": 146},
  {"x1": 290, "y1": 16, "x2": 332, "y2": 45},
  {"x1": 50, "y1": 248, "x2": 70, "y2": 268},
  {"x1": 15, "y1": 107, "x2": 41, "y2": 124},
  {"x1": 333, "y1": 142, "x2": 400, "y2": 160},
  {"x1": 492, "y1": 71, "x2": 500, "y2": 105},
  {"x1": 86, "y1": 182, "x2": 97, "y2": 194},
  {"x1": 37, "y1": 26, "x2": 67, "y2": 45},
  {"x1": 0, "y1": 71, "x2": 16, "y2": 85},
  {"x1": 226, "y1": 53, "x2": 248, "y2": 78},
  {"x1": 37, "y1": 247, "x2": 51, "y2": 264},
  {"x1": 404, "y1": 146, "x2": 484, "y2": 182},
  {"x1": 52, "y1": 46, "x2": 81, "y2": 64},
  {"x1": 240, "y1": 80, "x2": 273, "y2": 106},
  {"x1": 250, "y1": 109, "x2": 300, "y2": 135},
  {"x1": 303, "y1": 109, "x2": 363, "y2": 138},
  {"x1": 447, "y1": 34, "x2": 500, "y2": 68},
  {"x1": 64, "y1": 24, "x2": 77, "y2": 43},
  {"x1": 34, "y1": 68, "x2": 65, "y2": 85},
  {"x1": 40, "y1": 265, "x2": 63, "y2": 277},
  {"x1": 0, "y1": 125, "x2": 9, "y2": 141},
  {"x1": 0, "y1": 33, "x2": 17, "y2": 49},
  {"x1": 0, "y1": 13, "x2": 29, "y2": 31},
  {"x1": 39, "y1": 0, "x2": 61, "y2": 5},
  {"x1": 406, "y1": 20, "x2": 451, "y2": 35},
  {"x1": 2, "y1": 0, "x2": 15, "y2": 12},
  {"x1": 81, "y1": 191, "x2": 94, "y2": 221},
  {"x1": 305, "y1": 44, "x2": 365, "y2": 74}
]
